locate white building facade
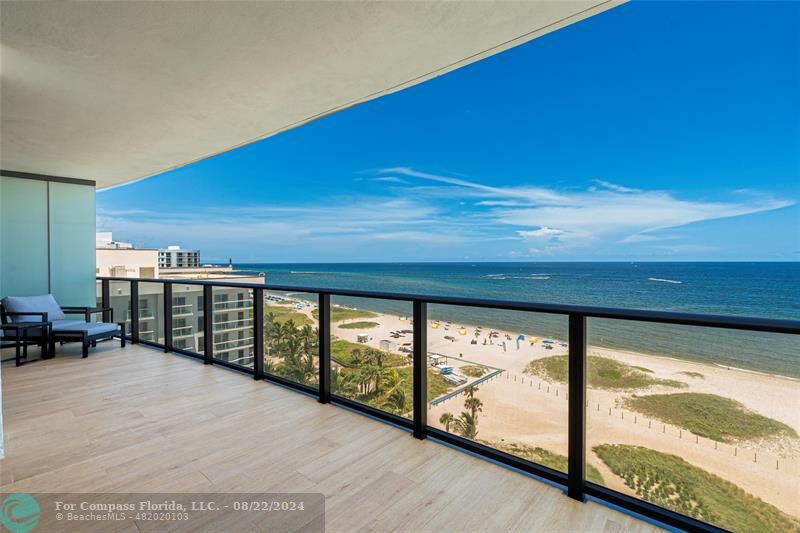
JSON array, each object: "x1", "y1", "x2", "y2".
[{"x1": 159, "y1": 246, "x2": 200, "y2": 269}]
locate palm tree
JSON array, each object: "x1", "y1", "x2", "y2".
[
  {"x1": 385, "y1": 388, "x2": 406, "y2": 415},
  {"x1": 464, "y1": 397, "x2": 483, "y2": 420},
  {"x1": 439, "y1": 412, "x2": 455, "y2": 432},
  {"x1": 453, "y1": 411, "x2": 478, "y2": 439},
  {"x1": 331, "y1": 368, "x2": 359, "y2": 397},
  {"x1": 362, "y1": 363, "x2": 383, "y2": 395},
  {"x1": 463, "y1": 385, "x2": 478, "y2": 399}
]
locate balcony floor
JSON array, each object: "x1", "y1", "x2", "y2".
[{"x1": 1, "y1": 342, "x2": 662, "y2": 532}]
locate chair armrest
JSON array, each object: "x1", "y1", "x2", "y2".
[
  {"x1": 1, "y1": 311, "x2": 49, "y2": 323},
  {"x1": 62, "y1": 306, "x2": 112, "y2": 322}
]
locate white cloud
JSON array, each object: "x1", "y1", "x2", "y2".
[
  {"x1": 100, "y1": 166, "x2": 795, "y2": 261},
  {"x1": 517, "y1": 227, "x2": 565, "y2": 238},
  {"x1": 381, "y1": 167, "x2": 574, "y2": 205},
  {"x1": 619, "y1": 234, "x2": 659, "y2": 244},
  {"x1": 373, "y1": 167, "x2": 795, "y2": 252},
  {"x1": 593, "y1": 180, "x2": 641, "y2": 193},
  {"x1": 370, "y1": 176, "x2": 408, "y2": 184}
]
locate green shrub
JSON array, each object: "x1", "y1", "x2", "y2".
[
  {"x1": 623, "y1": 393, "x2": 797, "y2": 442},
  {"x1": 594, "y1": 444, "x2": 800, "y2": 532},
  {"x1": 525, "y1": 355, "x2": 687, "y2": 390}
]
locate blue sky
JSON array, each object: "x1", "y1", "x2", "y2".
[{"x1": 97, "y1": 1, "x2": 800, "y2": 262}]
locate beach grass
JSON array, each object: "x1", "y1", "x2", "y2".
[
  {"x1": 331, "y1": 338, "x2": 408, "y2": 367},
  {"x1": 493, "y1": 441, "x2": 603, "y2": 484},
  {"x1": 594, "y1": 444, "x2": 800, "y2": 532},
  {"x1": 524, "y1": 355, "x2": 687, "y2": 390},
  {"x1": 313, "y1": 307, "x2": 378, "y2": 322},
  {"x1": 622, "y1": 393, "x2": 798, "y2": 443},
  {"x1": 677, "y1": 371, "x2": 705, "y2": 379},
  {"x1": 265, "y1": 306, "x2": 314, "y2": 327},
  {"x1": 460, "y1": 365, "x2": 488, "y2": 378},
  {"x1": 338, "y1": 321, "x2": 381, "y2": 330}
]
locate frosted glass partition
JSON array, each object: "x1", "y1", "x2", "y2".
[
  {"x1": 0, "y1": 175, "x2": 96, "y2": 307},
  {"x1": 0, "y1": 176, "x2": 49, "y2": 298},
  {"x1": 49, "y1": 182, "x2": 96, "y2": 306}
]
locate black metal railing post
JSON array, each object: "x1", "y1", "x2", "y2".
[
  {"x1": 203, "y1": 285, "x2": 213, "y2": 365},
  {"x1": 163, "y1": 282, "x2": 173, "y2": 353},
  {"x1": 130, "y1": 280, "x2": 140, "y2": 344},
  {"x1": 412, "y1": 300, "x2": 427, "y2": 439},
  {"x1": 101, "y1": 279, "x2": 110, "y2": 322},
  {"x1": 253, "y1": 287, "x2": 264, "y2": 380},
  {"x1": 567, "y1": 313, "x2": 587, "y2": 502},
  {"x1": 318, "y1": 293, "x2": 331, "y2": 404}
]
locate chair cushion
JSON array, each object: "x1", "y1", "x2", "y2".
[
  {"x1": 18, "y1": 320, "x2": 87, "y2": 337},
  {"x1": 2, "y1": 294, "x2": 65, "y2": 323},
  {"x1": 53, "y1": 322, "x2": 120, "y2": 336},
  {"x1": 51, "y1": 319, "x2": 92, "y2": 330}
]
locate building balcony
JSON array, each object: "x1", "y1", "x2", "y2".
[
  {"x1": 172, "y1": 304, "x2": 194, "y2": 317},
  {"x1": 213, "y1": 319, "x2": 254, "y2": 332},
  {"x1": 6, "y1": 3, "x2": 795, "y2": 531},
  {"x1": 1, "y1": 341, "x2": 661, "y2": 532},
  {"x1": 173, "y1": 325, "x2": 194, "y2": 338},
  {"x1": 213, "y1": 300, "x2": 253, "y2": 312},
  {"x1": 213, "y1": 337, "x2": 254, "y2": 352},
  {"x1": 74, "y1": 276, "x2": 800, "y2": 533}
]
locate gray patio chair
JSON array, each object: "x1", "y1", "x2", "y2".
[{"x1": 0, "y1": 294, "x2": 125, "y2": 358}]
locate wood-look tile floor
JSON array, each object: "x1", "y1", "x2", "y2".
[{"x1": 0, "y1": 342, "x2": 663, "y2": 532}]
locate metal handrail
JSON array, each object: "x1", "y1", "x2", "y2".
[{"x1": 97, "y1": 276, "x2": 800, "y2": 334}]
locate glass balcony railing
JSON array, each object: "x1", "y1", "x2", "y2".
[
  {"x1": 213, "y1": 299, "x2": 252, "y2": 311},
  {"x1": 172, "y1": 304, "x2": 193, "y2": 316},
  {"x1": 212, "y1": 318, "x2": 253, "y2": 331},
  {"x1": 173, "y1": 325, "x2": 194, "y2": 338},
  {"x1": 95, "y1": 275, "x2": 800, "y2": 533}
]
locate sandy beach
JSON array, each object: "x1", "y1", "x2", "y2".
[{"x1": 274, "y1": 295, "x2": 800, "y2": 518}]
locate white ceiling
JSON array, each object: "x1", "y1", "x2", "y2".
[{"x1": 1, "y1": 1, "x2": 621, "y2": 189}]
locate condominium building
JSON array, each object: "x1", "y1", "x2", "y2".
[
  {"x1": 108, "y1": 277, "x2": 262, "y2": 367},
  {"x1": 98, "y1": 237, "x2": 263, "y2": 366},
  {"x1": 159, "y1": 246, "x2": 200, "y2": 269},
  {"x1": 96, "y1": 233, "x2": 159, "y2": 278}
]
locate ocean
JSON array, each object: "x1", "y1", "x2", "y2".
[{"x1": 228, "y1": 262, "x2": 799, "y2": 378}]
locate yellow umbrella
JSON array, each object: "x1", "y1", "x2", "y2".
[
  {"x1": 431, "y1": 322, "x2": 440, "y2": 329},
  {"x1": 459, "y1": 327, "x2": 467, "y2": 336},
  {"x1": 530, "y1": 337, "x2": 539, "y2": 345}
]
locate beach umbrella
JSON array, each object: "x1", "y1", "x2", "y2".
[
  {"x1": 459, "y1": 327, "x2": 467, "y2": 336},
  {"x1": 517, "y1": 335, "x2": 525, "y2": 341}
]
